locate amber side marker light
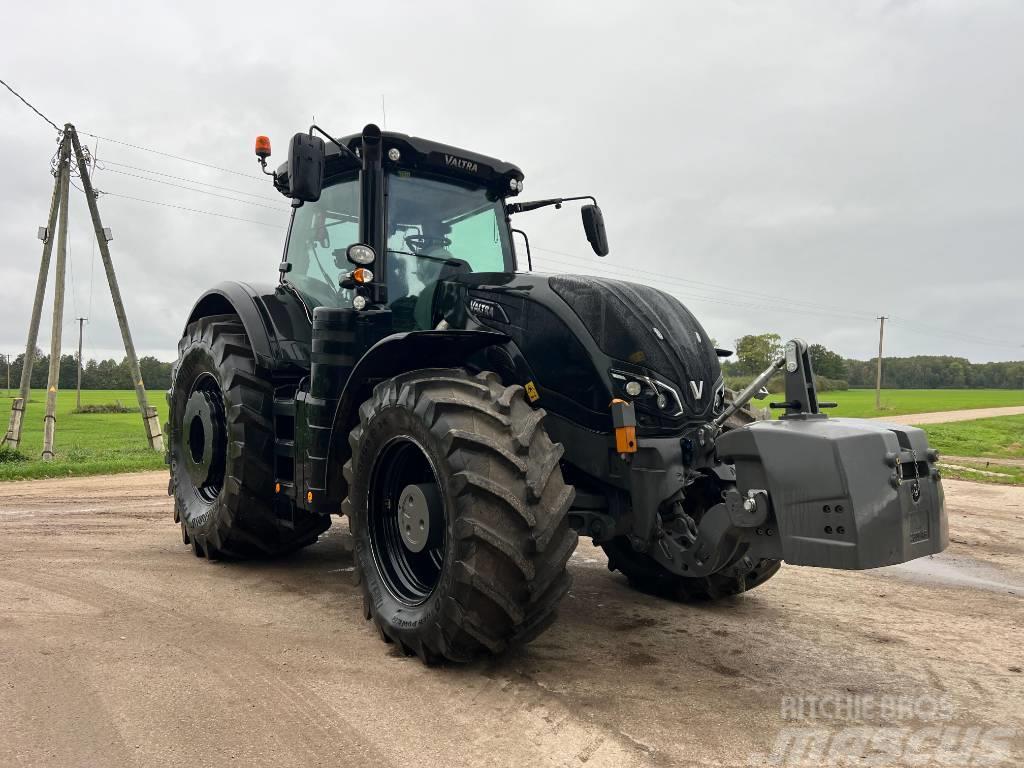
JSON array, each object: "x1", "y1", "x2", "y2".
[
  {"x1": 610, "y1": 398, "x2": 638, "y2": 454},
  {"x1": 306, "y1": 491, "x2": 314, "y2": 503},
  {"x1": 274, "y1": 482, "x2": 281, "y2": 494},
  {"x1": 352, "y1": 267, "x2": 373, "y2": 284},
  {"x1": 255, "y1": 135, "x2": 272, "y2": 159}
]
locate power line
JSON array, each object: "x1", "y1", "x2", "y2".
[
  {"x1": 886, "y1": 318, "x2": 1021, "y2": 350},
  {"x1": 530, "y1": 250, "x2": 1021, "y2": 349},
  {"x1": 0, "y1": 77, "x2": 61, "y2": 133},
  {"x1": 79, "y1": 131, "x2": 264, "y2": 181},
  {"x1": 97, "y1": 159, "x2": 283, "y2": 202},
  {"x1": 99, "y1": 167, "x2": 289, "y2": 212},
  {"x1": 100, "y1": 191, "x2": 286, "y2": 229},
  {"x1": 533, "y1": 252, "x2": 873, "y2": 323},
  {"x1": 531, "y1": 250, "x2": 876, "y2": 323},
  {"x1": 531, "y1": 246, "x2": 879, "y2": 322}
]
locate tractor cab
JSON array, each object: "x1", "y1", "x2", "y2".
[
  {"x1": 263, "y1": 124, "x2": 607, "y2": 330},
  {"x1": 271, "y1": 126, "x2": 520, "y2": 330}
]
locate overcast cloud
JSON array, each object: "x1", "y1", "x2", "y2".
[{"x1": 1, "y1": 0, "x2": 1022, "y2": 367}]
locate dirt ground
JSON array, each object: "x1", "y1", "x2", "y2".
[{"x1": 1, "y1": 472, "x2": 1021, "y2": 767}]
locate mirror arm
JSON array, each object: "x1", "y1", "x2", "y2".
[
  {"x1": 511, "y1": 228, "x2": 532, "y2": 272},
  {"x1": 309, "y1": 124, "x2": 361, "y2": 163},
  {"x1": 507, "y1": 195, "x2": 597, "y2": 215}
]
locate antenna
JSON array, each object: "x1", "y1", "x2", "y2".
[{"x1": 381, "y1": 95, "x2": 387, "y2": 130}]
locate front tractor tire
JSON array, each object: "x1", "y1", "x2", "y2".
[
  {"x1": 167, "y1": 313, "x2": 330, "y2": 559},
  {"x1": 345, "y1": 369, "x2": 577, "y2": 664},
  {"x1": 602, "y1": 538, "x2": 781, "y2": 602}
]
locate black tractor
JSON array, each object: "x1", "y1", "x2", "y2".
[{"x1": 167, "y1": 123, "x2": 948, "y2": 663}]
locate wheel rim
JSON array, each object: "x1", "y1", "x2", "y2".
[
  {"x1": 181, "y1": 372, "x2": 226, "y2": 505},
  {"x1": 367, "y1": 436, "x2": 447, "y2": 606}
]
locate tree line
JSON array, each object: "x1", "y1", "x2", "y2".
[
  {"x1": 5, "y1": 337, "x2": 1021, "y2": 393},
  {"x1": 2, "y1": 349, "x2": 172, "y2": 391},
  {"x1": 724, "y1": 333, "x2": 1024, "y2": 389}
]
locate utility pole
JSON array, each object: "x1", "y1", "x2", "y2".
[
  {"x1": 2, "y1": 131, "x2": 67, "y2": 449},
  {"x1": 875, "y1": 315, "x2": 887, "y2": 411},
  {"x1": 69, "y1": 127, "x2": 163, "y2": 451},
  {"x1": 75, "y1": 317, "x2": 87, "y2": 411},
  {"x1": 4, "y1": 124, "x2": 162, "y2": 453},
  {"x1": 41, "y1": 126, "x2": 72, "y2": 460},
  {"x1": 4, "y1": 354, "x2": 9, "y2": 396}
]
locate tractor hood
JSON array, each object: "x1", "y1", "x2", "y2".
[
  {"x1": 547, "y1": 275, "x2": 723, "y2": 420},
  {"x1": 437, "y1": 271, "x2": 723, "y2": 433}
]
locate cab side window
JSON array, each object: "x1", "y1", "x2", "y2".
[{"x1": 285, "y1": 175, "x2": 359, "y2": 308}]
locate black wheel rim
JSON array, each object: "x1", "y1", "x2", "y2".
[
  {"x1": 367, "y1": 436, "x2": 447, "y2": 606},
  {"x1": 182, "y1": 372, "x2": 227, "y2": 505}
]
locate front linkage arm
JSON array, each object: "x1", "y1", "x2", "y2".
[{"x1": 714, "y1": 338, "x2": 827, "y2": 429}]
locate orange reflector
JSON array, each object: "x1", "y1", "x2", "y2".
[
  {"x1": 255, "y1": 135, "x2": 272, "y2": 158},
  {"x1": 352, "y1": 267, "x2": 373, "y2": 284},
  {"x1": 275, "y1": 482, "x2": 281, "y2": 494},
  {"x1": 615, "y1": 426, "x2": 637, "y2": 454},
  {"x1": 306, "y1": 491, "x2": 313, "y2": 503},
  {"x1": 610, "y1": 398, "x2": 638, "y2": 454}
]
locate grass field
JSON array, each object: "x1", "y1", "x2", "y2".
[
  {"x1": 930, "y1": 459, "x2": 1024, "y2": 486},
  {"x1": 791, "y1": 388, "x2": 1024, "y2": 419},
  {"x1": 2, "y1": 386, "x2": 1023, "y2": 482},
  {"x1": 923, "y1": 414, "x2": 1024, "y2": 460},
  {"x1": 0, "y1": 389, "x2": 166, "y2": 481}
]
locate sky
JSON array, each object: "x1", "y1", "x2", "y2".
[{"x1": 1, "y1": 0, "x2": 1022, "y2": 368}]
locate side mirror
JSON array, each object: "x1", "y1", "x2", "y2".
[
  {"x1": 581, "y1": 204, "x2": 609, "y2": 257},
  {"x1": 288, "y1": 133, "x2": 325, "y2": 202}
]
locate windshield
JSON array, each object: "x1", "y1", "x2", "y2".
[
  {"x1": 284, "y1": 174, "x2": 359, "y2": 309},
  {"x1": 386, "y1": 172, "x2": 512, "y2": 330}
]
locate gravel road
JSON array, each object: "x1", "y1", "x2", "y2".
[
  {"x1": 869, "y1": 405, "x2": 1024, "y2": 425},
  {"x1": 1, "y1": 472, "x2": 1021, "y2": 767}
]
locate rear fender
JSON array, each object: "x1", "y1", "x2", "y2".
[
  {"x1": 185, "y1": 281, "x2": 313, "y2": 372},
  {"x1": 186, "y1": 282, "x2": 275, "y2": 368}
]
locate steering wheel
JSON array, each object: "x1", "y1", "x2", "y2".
[{"x1": 405, "y1": 234, "x2": 452, "y2": 253}]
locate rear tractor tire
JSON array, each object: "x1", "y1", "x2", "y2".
[
  {"x1": 167, "y1": 313, "x2": 330, "y2": 559},
  {"x1": 345, "y1": 368, "x2": 577, "y2": 663}
]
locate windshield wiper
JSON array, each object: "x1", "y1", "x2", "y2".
[{"x1": 388, "y1": 249, "x2": 464, "y2": 267}]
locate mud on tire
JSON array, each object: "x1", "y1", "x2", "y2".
[
  {"x1": 167, "y1": 313, "x2": 330, "y2": 558},
  {"x1": 345, "y1": 368, "x2": 577, "y2": 663}
]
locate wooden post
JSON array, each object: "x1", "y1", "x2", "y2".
[
  {"x1": 41, "y1": 130, "x2": 72, "y2": 460},
  {"x1": 76, "y1": 317, "x2": 86, "y2": 411},
  {"x1": 2, "y1": 132, "x2": 68, "y2": 449},
  {"x1": 68, "y1": 126, "x2": 163, "y2": 451},
  {"x1": 875, "y1": 315, "x2": 887, "y2": 411}
]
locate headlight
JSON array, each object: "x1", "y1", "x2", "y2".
[
  {"x1": 347, "y1": 243, "x2": 376, "y2": 265},
  {"x1": 609, "y1": 368, "x2": 685, "y2": 417}
]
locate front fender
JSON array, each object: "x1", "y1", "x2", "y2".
[{"x1": 325, "y1": 329, "x2": 510, "y2": 502}]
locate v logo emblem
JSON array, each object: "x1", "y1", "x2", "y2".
[{"x1": 689, "y1": 380, "x2": 704, "y2": 399}]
